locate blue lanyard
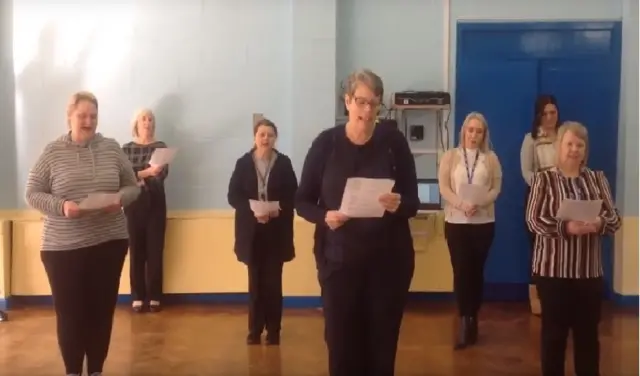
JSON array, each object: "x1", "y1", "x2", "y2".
[{"x1": 463, "y1": 148, "x2": 480, "y2": 184}]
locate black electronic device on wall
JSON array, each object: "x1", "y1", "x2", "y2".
[
  {"x1": 409, "y1": 125, "x2": 424, "y2": 141},
  {"x1": 393, "y1": 91, "x2": 451, "y2": 107}
]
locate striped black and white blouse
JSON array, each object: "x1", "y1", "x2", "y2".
[{"x1": 526, "y1": 167, "x2": 621, "y2": 279}]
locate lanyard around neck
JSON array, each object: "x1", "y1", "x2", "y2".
[
  {"x1": 463, "y1": 148, "x2": 480, "y2": 184},
  {"x1": 254, "y1": 157, "x2": 273, "y2": 200}
]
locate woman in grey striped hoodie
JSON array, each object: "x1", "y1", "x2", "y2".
[{"x1": 25, "y1": 91, "x2": 140, "y2": 376}]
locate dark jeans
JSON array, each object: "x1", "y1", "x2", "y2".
[
  {"x1": 126, "y1": 191, "x2": 167, "y2": 302},
  {"x1": 535, "y1": 277, "x2": 604, "y2": 376},
  {"x1": 41, "y1": 239, "x2": 128, "y2": 375},
  {"x1": 320, "y1": 248, "x2": 414, "y2": 376},
  {"x1": 247, "y1": 239, "x2": 284, "y2": 337},
  {"x1": 444, "y1": 222, "x2": 495, "y2": 316}
]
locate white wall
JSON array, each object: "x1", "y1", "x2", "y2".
[{"x1": 6, "y1": 0, "x2": 336, "y2": 210}]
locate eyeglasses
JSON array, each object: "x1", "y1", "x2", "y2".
[{"x1": 351, "y1": 96, "x2": 381, "y2": 109}]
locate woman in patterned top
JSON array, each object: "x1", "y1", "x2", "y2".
[
  {"x1": 526, "y1": 121, "x2": 621, "y2": 376},
  {"x1": 520, "y1": 94, "x2": 560, "y2": 316},
  {"x1": 122, "y1": 109, "x2": 170, "y2": 313}
]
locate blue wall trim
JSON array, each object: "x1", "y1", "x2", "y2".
[
  {"x1": 613, "y1": 293, "x2": 639, "y2": 308},
  {"x1": 1, "y1": 282, "x2": 626, "y2": 310},
  {"x1": 2, "y1": 283, "x2": 631, "y2": 310}
]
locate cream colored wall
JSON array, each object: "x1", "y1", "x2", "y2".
[
  {"x1": 6, "y1": 210, "x2": 453, "y2": 297},
  {"x1": 614, "y1": 217, "x2": 639, "y2": 296},
  {"x1": 0, "y1": 220, "x2": 10, "y2": 300}
]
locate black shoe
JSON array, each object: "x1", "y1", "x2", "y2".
[
  {"x1": 468, "y1": 316, "x2": 478, "y2": 345},
  {"x1": 0, "y1": 310, "x2": 7, "y2": 322},
  {"x1": 246, "y1": 334, "x2": 261, "y2": 345},
  {"x1": 265, "y1": 332, "x2": 280, "y2": 346},
  {"x1": 454, "y1": 316, "x2": 471, "y2": 350}
]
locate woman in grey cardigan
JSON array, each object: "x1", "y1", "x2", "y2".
[{"x1": 519, "y1": 94, "x2": 560, "y2": 316}]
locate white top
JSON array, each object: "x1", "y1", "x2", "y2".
[
  {"x1": 535, "y1": 143, "x2": 556, "y2": 171},
  {"x1": 446, "y1": 148, "x2": 494, "y2": 224}
]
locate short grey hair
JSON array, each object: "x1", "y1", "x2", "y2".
[{"x1": 344, "y1": 69, "x2": 384, "y2": 98}]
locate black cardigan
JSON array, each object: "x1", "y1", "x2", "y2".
[
  {"x1": 227, "y1": 149, "x2": 298, "y2": 265},
  {"x1": 295, "y1": 124, "x2": 419, "y2": 268}
]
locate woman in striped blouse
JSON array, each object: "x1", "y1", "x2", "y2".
[
  {"x1": 25, "y1": 91, "x2": 140, "y2": 376},
  {"x1": 526, "y1": 121, "x2": 621, "y2": 376}
]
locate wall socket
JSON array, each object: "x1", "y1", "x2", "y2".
[{"x1": 252, "y1": 113, "x2": 264, "y2": 127}]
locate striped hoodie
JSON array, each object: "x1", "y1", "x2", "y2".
[{"x1": 25, "y1": 132, "x2": 140, "y2": 251}]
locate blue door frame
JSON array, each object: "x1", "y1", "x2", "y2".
[{"x1": 455, "y1": 21, "x2": 622, "y2": 300}]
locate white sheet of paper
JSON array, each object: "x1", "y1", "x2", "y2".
[
  {"x1": 458, "y1": 183, "x2": 488, "y2": 206},
  {"x1": 249, "y1": 200, "x2": 280, "y2": 216},
  {"x1": 149, "y1": 148, "x2": 178, "y2": 166},
  {"x1": 338, "y1": 177, "x2": 395, "y2": 218},
  {"x1": 79, "y1": 192, "x2": 122, "y2": 210},
  {"x1": 556, "y1": 199, "x2": 603, "y2": 222}
]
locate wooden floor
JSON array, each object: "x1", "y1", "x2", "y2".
[{"x1": 0, "y1": 302, "x2": 637, "y2": 375}]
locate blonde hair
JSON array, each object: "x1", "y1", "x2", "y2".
[
  {"x1": 66, "y1": 91, "x2": 98, "y2": 127},
  {"x1": 131, "y1": 108, "x2": 156, "y2": 137},
  {"x1": 556, "y1": 121, "x2": 589, "y2": 166},
  {"x1": 458, "y1": 112, "x2": 492, "y2": 152}
]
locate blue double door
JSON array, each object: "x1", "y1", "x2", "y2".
[{"x1": 455, "y1": 22, "x2": 622, "y2": 298}]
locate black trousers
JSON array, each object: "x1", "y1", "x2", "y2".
[
  {"x1": 247, "y1": 235, "x2": 284, "y2": 337},
  {"x1": 444, "y1": 222, "x2": 495, "y2": 317},
  {"x1": 41, "y1": 239, "x2": 128, "y2": 375},
  {"x1": 320, "y1": 250, "x2": 414, "y2": 376},
  {"x1": 126, "y1": 192, "x2": 167, "y2": 302},
  {"x1": 535, "y1": 277, "x2": 603, "y2": 376}
]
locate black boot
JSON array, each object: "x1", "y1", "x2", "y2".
[
  {"x1": 454, "y1": 316, "x2": 471, "y2": 350},
  {"x1": 246, "y1": 333, "x2": 261, "y2": 345},
  {"x1": 265, "y1": 331, "x2": 280, "y2": 346},
  {"x1": 468, "y1": 316, "x2": 478, "y2": 345}
]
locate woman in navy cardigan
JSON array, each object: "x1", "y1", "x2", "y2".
[
  {"x1": 227, "y1": 118, "x2": 298, "y2": 346},
  {"x1": 296, "y1": 69, "x2": 419, "y2": 376}
]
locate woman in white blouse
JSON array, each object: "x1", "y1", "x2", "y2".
[
  {"x1": 520, "y1": 94, "x2": 560, "y2": 316},
  {"x1": 438, "y1": 112, "x2": 502, "y2": 350}
]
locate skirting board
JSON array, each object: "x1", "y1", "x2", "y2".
[{"x1": 1, "y1": 283, "x2": 637, "y2": 310}]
